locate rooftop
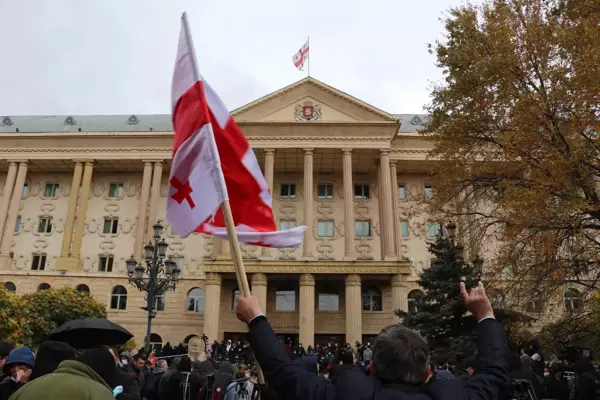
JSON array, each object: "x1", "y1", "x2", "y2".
[{"x1": 0, "y1": 113, "x2": 427, "y2": 134}]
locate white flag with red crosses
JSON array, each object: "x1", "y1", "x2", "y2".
[{"x1": 166, "y1": 14, "x2": 307, "y2": 248}]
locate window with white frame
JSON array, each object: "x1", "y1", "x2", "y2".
[
  {"x1": 400, "y1": 220, "x2": 409, "y2": 238},
  {"x1": 103, "y1": 218, "x2": 119, "y2": 234},
  {"x1": 14, "y1": 216, "x2": 21, "y2": 233},
  {"x1": 362, "y1": 287, "x2": 382, "y2": 311},
  {"x1": 280, "y1": 183, "x2": 296, "y2": 199},
  {"x1": 317, "y1": 184, "x2": 334, "y2": 199},
  {"x1": 38, "y1": 217, "x2": 53, "y2": 234},
  {"x1": 280, "y1": 220, "x2": 297, "y2": 231},
  {"x1": 275, "y1": 288, "x2": 296, "y2": 311},
  {"x1": 21, "y1": 183, "x2": 29, "y2": 198},
  {"x1": 44, "y1": 183, "x2": 60, "y2": 198},
  {"x1": 564, "y1": 289, "x2": 583, "y2": 312},
  {"x1": 110, "y1": 286, "x2": 128, "y2": 310},
  {"x1": 108, "y1": 183, "x2": 124, "y2": 198},
  {"x1": 155, "y1": 291, "x2": 166, "y2": 312},
  {"x1": 527, "y1": 294, "x2": 543, "y2": 314},
  {"x1": 424, "y1": 185, "x2": 434, "y2": 200},
  {"x1": 318, "y1": 293, "x2": 339, "y2": 312},
  {"x1": 31, "y1": 254, "x2": 47, "y2": 271},
  {"x1": 398, "y1": 184, "x2": 407, "y2": 200},
  {"x1": 427, "y1": 222, "x2": 441, "y2": 237},
  {"x1": 187, "y1": 288, "x2": 205, "y2": 312},
  {"x1": 231, "y1": 289, "x2": 240, "y2": 311},
  {"x1": 317, "y1": 220, "x2": 334, "y2": 237},
  {"x1": 355, "y1": 220, "x2": 372, "y2": 237},
  {"x1": 98, "y1": 255, "x2": 114, "y2": 272},
  {"x1": 354, "y1": 184, "x2": 370, "y2": 200}
]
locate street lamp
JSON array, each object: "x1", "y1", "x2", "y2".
[{"x1": 125, "y1": 220, "x2": 182, "y2": 353}]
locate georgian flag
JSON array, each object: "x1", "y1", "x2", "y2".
[
  {"x1": 167, "y1": 13, "x2": 307, "y2": 248},
  {"x1": 293, "y1": 40, "x2": 309, "y2": 71}
]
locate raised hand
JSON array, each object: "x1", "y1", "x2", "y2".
[
  {"x1": 235, "y1": 295, "x2": 264, "y2": 324},
  {"x1": 460, "y1": 281, "x2": 494, "y2": 321}
]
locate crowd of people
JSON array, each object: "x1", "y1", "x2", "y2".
[{"x1": 2, "y1": 282, "x2": 600, "y2": 400}]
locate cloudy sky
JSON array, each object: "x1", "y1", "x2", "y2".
[{"x1": 0, "y1": 0, "x2": 476, "y2": 116}]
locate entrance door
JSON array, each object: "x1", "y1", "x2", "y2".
[{"x1": 314, "y1": 334, "x2": 345, "y2": 347}]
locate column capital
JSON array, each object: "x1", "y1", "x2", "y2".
[
  {"x1": 141, "y1": 160, "x2": 157, "y2": 167},
  {"x1": 342, "y1": 148, "x2": 353, "y2": 155},
  {"x1": 303, "y1": 148, "x2": 314, "y2": 155},
  {"x1": 390, "y1": 160, "x2": 398, "y2": 166},
  {"x1": 391, "y1": 274, "x2": 407, "y2": 287},
  {"x1": 7, "y1": 159, "x2": 28, "y2": 164},
  {"x1": 345, "y1": 274, "x2": 361, "y2": 287},
  {"x1": 264, "y1": 148, "x2": 275, "y2": 155},
  {"x1": 71, "y1": 160, "x2": 84, "y2": 167},
  {"x1": 252, "y1": 272, "x2": 268, "y2": 286},
  {"x1": 299, "y1": 273, "x2": 315, "y2": 287},
  {"x1": 205, "y1": 272, "x2": 222, "y2": 285},
  {"x1": 379, "y1": 149, "x2": 391, "y2": 156}
]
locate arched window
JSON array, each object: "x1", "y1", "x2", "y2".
[
  {"x1": 145, "y1": 333, "x2": 163, "y2": 353},
  {"x1": 407, "y1": 290, "x2": 425, "y2": 314},
  {"x1": 110, "y1": 285, "x2": 128, "y2": 310},
  {"x1": 564, "y1": 289, "x2": 583, "y2": 313},
  {"x1": 76, "y1": 284, "x2": 90, "y2": 293},
  {"x1": 187, "y1": 288, "x2": 204, "y2": 312},
  {"x1": 4, "y1": 282, "x2": 16, "y2": 292},
  {"x1": 155, "y1": 290, "x2": 166, "y2": 312},
  {"x1": 489, "y1": 291, "x2": 505, "y2": 308},
  {"x1": 231, "y1": 289, "x2": 240, "y2": 311},
  {"x1": 37, "y1": 283, "x2": 51, "y2": 291},
  {"x1": 275, "y1": 287, "x2": 296, "y2": 311},
  {"x1": 362, "y1": 286, "x2": 382, "y2": 311}
]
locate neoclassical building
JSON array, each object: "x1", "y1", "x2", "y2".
[{"x1": 0, "y1": 77, "x2": 443, "y2": 349}]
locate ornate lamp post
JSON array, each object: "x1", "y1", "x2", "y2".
[{"x1": 125, "y1": 220, "x2": 181, "y2": 353}]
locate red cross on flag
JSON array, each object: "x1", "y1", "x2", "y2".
[
  {"x1": 293, "y1": 39, "x2": 309, "y2": 71},
  {"x1": 167, "y1": 14, "x2": 307, "y2": 248}
]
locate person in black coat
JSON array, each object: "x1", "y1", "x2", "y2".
[
  {"x1": 30, "y1": 341, "x2": 76, "y2": 381},
  {"x1": 235, "y1": 282, "x2": 509, "y2": 400}
]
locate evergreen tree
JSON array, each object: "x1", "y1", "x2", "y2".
[{"x1": 396, "y1": 226, "x2": 480, "y2": 365}]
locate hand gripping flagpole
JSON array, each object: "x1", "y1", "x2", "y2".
[{"x1": 182, "y1": 12, "x2": 263, "y2": 384}]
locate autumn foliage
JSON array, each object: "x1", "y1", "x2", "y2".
[
  {"x1": 0, "y1": 286, "x2": 107, "y2": 347},
  {"x1": 422, "y1": 0, "x2": 600, "y2": 308}
]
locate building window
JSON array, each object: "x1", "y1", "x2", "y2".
[
  {"x1": 14, "y1": 216, "x2": 21, "y2": 233},
  {"x1": 275, "y1": 289, "x2": 296, "y2": 311},
  {"x1": 76, "y1": 284, "x2": 90, "y2": 293},
  {"x1": 317, "y1": 184, "x2": 334, "y2": 199},
  {"x1": 424, "y1": 185, "x2": 434, "y2": 200},
  {"x1": 44, "y1": 183, "x2": 60, "y2": 198},
  {"x1": 37, "y1": 283, "x2": 51, "y2": 291},
  {"x1": 489, "y1": 291, "x2": 505, "y2": 308},
  {"x1": 21, "y1": 183, "x2": 29, "y2": 198},
  {"x1": 110, "y1": 285, "x2": 128, "y2": 310},
  {"x1": 146, "y1": 333, "x2": 163, "y2": 353},
  {"x1": 4, "y1": 282, "x2": 16, "y2": 292},
  {"x1": 280, "y1": 220, "x2": 297, "y2": 231},
  {"x1": 362, "y1": 287, "x2": 382, "y2": 311},
  {"x1": 98, "y1": 256, "x2": 114, "y2": 272},
  {"x1": 317, "y1": 220, "x2": 334, "y2": 237},
  {"x1": 527, "y1": 294, "x2": 543, "y2": 314},
  {"x1": 427, "y1": 222, "x2": 441, "y2": 238},
  {"x1": 318, "y1": 293, "x2": 339, "y2": 312},
  {"x1": 155, "y1": 291, "x2": 166, "y2": 312},
  {"x1": 73, "y1": 218, "x2": 77, "y2": 233},
  {"x1": 31, "y1": 254, "x2": 47, "y2": 271},
  {"x1": 408, "y1": 290, "x2": 425, "y2": 314},
  {"x1": 231, "y1": 289, "x2": 240, "y2": 311},
  {"x1": 280, "y1": 183, "x2": 296, "y2": 199},
  {"x1": 398, "y1": 185, "x2": 407, "y2": 200},
  {"x1": 564, "y1": 289, "x2": 583, "y2": 313},
  {"x1": 355, "y1": 220, "x2": 372, "y2": 237},
  {"x1": 103, "y1": 218, "x2": 119, "y2": 234},
  {"x1": 38, "y1": 217, "x2": 53, "y2": 234},
  {"x1": 354, "y1": 184, "x2": 370, "y2": 200},
  {"x1": 187, "y1": 288, "x2": 205, "y2": 312},
  {"x1": 400, "y1": 220, "x2": 409, "y2": 238},
  {"x1": 108, "y1": 183, "x2": 124, "y2": 198}
]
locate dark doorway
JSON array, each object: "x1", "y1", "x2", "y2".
[
  {"x1": 362, "y1": 335, "x2": 377, "y2": 346},
  {"x1": 314, "y1": 334, "x2": 345, "y2": 347},
  {"x1": 223, "y1": 332, "x2": 248, "y2": 344}
]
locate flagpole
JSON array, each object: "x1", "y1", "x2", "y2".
[
  {"x1": 181, "y1": 11, "x2": 263, "y2": 385},
  {"x1": 307, "y1": 36, "x2": 310, "y2": 77}
]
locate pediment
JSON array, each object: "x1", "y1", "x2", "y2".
[{"x1": 232, "y1": 77, "x2": 396, "y2": 123}]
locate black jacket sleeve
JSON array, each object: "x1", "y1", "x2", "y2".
[{"x1": 247, "y1": 316, "x2": 335, "y2": 400}]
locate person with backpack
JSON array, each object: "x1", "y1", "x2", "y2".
[{"x1": 141, "y1": 359, "x2": 167, "y2": 400}]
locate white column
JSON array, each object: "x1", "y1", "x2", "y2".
[
  {"x1": 146, "y1": 161, "x2": 163, "y2": 241},
  {"x1": 0, "y1": 162, "x2": 18, "y2": 246},
  {"x1": 299, "y1": 274, "x2": 315, "y2": 348},
  {"x1": 390, "y1": 161, "x2": 400, "y2": 257},
  {"x1": 262, "y1": 149, "x2": 275, "y2": 258},
  {"x1": 302, "y1": 148, "x2": 314, "y2": 259},
  {"x1": 252, "y1": 273, "x2": 268, "y2": 317},
  {"x1": 391, "y1": 274, "x2": 408, "y2": 312},
  {"x1": 343, "y1": 149, "x2": 355, "y2": 259},
  {"x1": 135, "y1": 162, "x2": 154, "y2": 258},
  {"x1": 345, "y1": 274, "x2": 362, "y2": 345},
  {"x1": 379, "y1": 151, "x2": 396, "y2": 260},
  {"x1": 0, "y1": 161, "x2": 27, "y2": 257},
  {"x1": 204, "y1": 273, "x2": 222, "y2": 342}
]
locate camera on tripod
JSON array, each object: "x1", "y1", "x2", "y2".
[{"x1": 511, "y1": 378, "x2": 538, "y2": 400}]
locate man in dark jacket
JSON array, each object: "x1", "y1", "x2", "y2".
[
  {"x1": 30, "y1": 341, "x2": 76, "y2": 381},
  {"x1": 235, "y1": 281, "x2": 509, "y2": 400},
  {"x1": 0, "y1": 346, "x2": 35, "y2": 400}
]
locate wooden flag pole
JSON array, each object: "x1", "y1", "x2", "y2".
[{"x1": 220, "y1": 199, "x2": 265, "y2": 385}]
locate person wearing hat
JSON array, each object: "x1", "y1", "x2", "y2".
[{"x1": 0, "y1": 346, "x2": 35, "y2": 400}]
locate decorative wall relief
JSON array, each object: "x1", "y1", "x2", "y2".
[
  {"x1": 82, "y1": 256, "x2": 96, "y2": 272},
  {"x1": 28, "y1": 182, "x2": 42, "y2": 198},
  {"x1": 186, "y1": 257, "x2": 204, "y2": 276},
  {"x1": 92, "y1": 182, "x2": 105, "y2": 198},
  {"x1": 160, "y1": 181, "x2": 168, "y2": 198},
  {"x1": 276, "y1": 176, "x2": 300, "y2": 260},
  {"x1": 353, "y1": 194, "x2": 375, "y2": 260},
  {"x1": 241, "y1": 244, "x2": 260, "y2": 259},
  {"x1": 14, "y1": 254, "x2": 26, "y2": 271},
  {"x1": 164, "y1": 223, "x2": 185, "y2": 256},
  {"x1": 203, "y1": 234, "x2": 214, "y2": 258},
  {"x1": 33, "y1": 240, "x2": 48, "y2": 253}
]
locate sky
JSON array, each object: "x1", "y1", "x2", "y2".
[{"x1": 0, "y1": 0, "x2": 478, "y2": 116}]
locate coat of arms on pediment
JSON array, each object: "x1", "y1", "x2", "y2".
[{"x1": 294, "y1": 100, "x2": 322, "y2": 121}]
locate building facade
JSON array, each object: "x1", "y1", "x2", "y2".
[{"x1": 0, "y1": 77, "x2": 441, "y2": 348}]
